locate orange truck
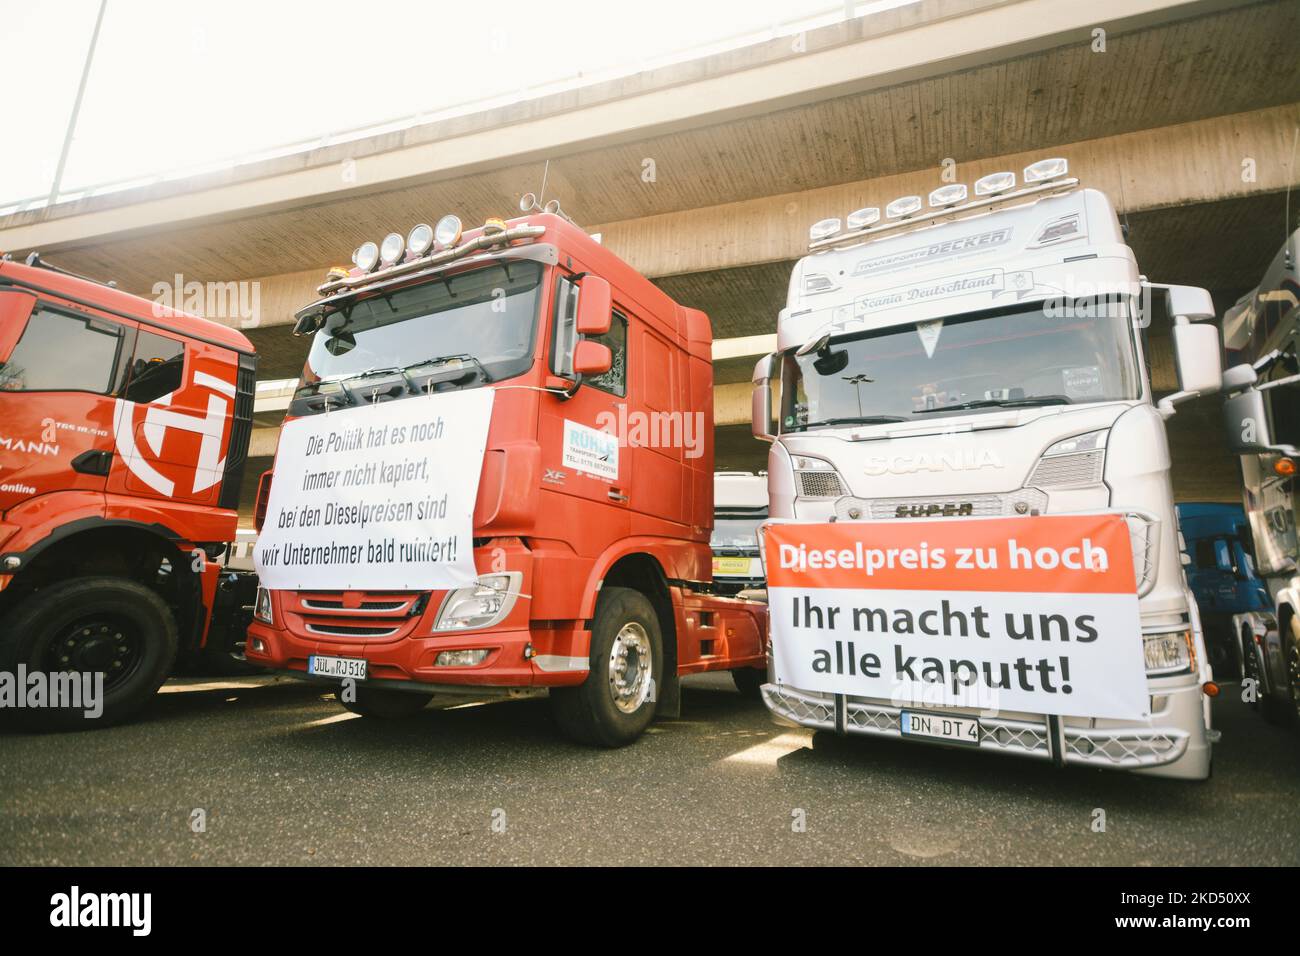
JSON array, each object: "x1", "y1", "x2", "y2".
[
  {"x1": 244, "y1": 208, "x2": 767, "y2": 745},
  {"x1": 0, "y1": 253, "x2": 257, "y2": 728}
]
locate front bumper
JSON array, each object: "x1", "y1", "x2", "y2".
[{"x1": 762, "y1": 679, "x2": 1211, "y2": 779}]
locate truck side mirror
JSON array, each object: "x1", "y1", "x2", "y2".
[
  {"x1": 1145, "y1": 282, "x2": 1220, "y2": 418},
  {"x1": 1221, "y1": 385, "x2": 1300, "y2": 456},
  {"x1": 573, "y1": 340, "x2": 612, "y2": 375},
  {"x1": 752, "y1": 353, "x2": 776, "y2": 442},
  {"x1": 576, "y1": 275, "x2": 612, "y2": 336}
]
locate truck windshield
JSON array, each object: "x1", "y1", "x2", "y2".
[
  {"x1": 711, "y1": 515, "x2": 766, "y2": 551},
  {"x1": 293, "y1": 260, "x2": 543, "y2": 412},
  {"x1": 780, "y1": 299, "x2": 1140, "y2": 430}
]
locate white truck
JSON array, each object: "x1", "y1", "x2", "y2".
[
  {"x1": 711, "y1": 471, "x2": 769, "y2": 596},
  {"x1": 1219, "y1": 226, "x2": 1300, "y2": 726},
  {"x1": 751, "y1": 158, "x2": 1223, "y2": 779}
]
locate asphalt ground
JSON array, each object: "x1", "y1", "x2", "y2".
[{"x1": 2, "y1": 671, "x2": 1298, "y2": 865}]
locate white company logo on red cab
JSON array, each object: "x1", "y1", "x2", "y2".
[{"x1": 112, "y1": 367, "x2": 236, "y2": 498}]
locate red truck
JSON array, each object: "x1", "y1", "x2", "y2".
[
  {"x1": 245, "y1": 209, "x2": 767, "y2": 744},
  {"x1": 0, "y1": 253, "x2": 257, "y2": 728}
]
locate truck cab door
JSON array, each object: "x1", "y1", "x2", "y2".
[
  {"x1": 538, "y1": 272, "x2": 631, "y2": 535},
  {"x1": 0, "y1": 295, "x2": 127, "y2": 511}
]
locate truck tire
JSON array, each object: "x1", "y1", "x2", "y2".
[
  {"x1": 731, "y1": 666, "x2": 765, "y2": 700},
  {"x1": 1273, "y1": 613, "x2": 1300, "y2": 727},
  {"x1": 338, "y1": 684, "x2": 433, "y2": 719},
  {"x1": 0, "y1": 576, "x2": 177, "y2": 730},
  {"x1": 551, "y1": 586, "x2": 663, "y2": 747}
]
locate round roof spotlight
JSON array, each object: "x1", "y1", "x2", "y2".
[
  {"x1": 354, "y1": 241, "x2": 380, "y2": 273},
  {"x1": 434, "y1": 214, "x2": 463, "y2": 247},
  {"x1": 407, "y1": 223, "x2": 434, "y2": 256},
  {"x1": 846, "y1": 207, "x2": 880, "y2": 230},
  {"x1": 885, "y1": 195, "x2": 923, "y2": 220},
  {"x1": 974, "y1": 171, "x2": 1016, "y2": 196},
  {"x1": 928, "y1": 183, "x2": 968, "y2": 208},
  {"x1": 809, "y1": 218, "x2": 842, "y2": 242},
  {"x1": 379, "y1": 232, "x2": 405, "y2": 266}
]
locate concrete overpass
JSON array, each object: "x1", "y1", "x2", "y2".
[{"x1": 3, "y1": 0, "x2": 1298, "y2": 513}]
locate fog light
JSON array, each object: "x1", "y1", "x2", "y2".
[
  {"x1": 435, "y1": 648, "x2": 492, "y2": 667},
  {"x1": 434, "y1": 572, "x2": 522, "y2": 631},
  {"x1": 928, "y1": 183, "x2": 968, "y2": 207},
  {"x1": 1144, "y1": 630, "x2": 1193, "y2": 676},
  {"x1": 434, "y1": 214, "x2": 463, "y2": 247},
  {"x1": 406, "y1": 222, "x2": 434, "y2": 256},
  {"x1": 974, "y1": 171, "x2": 1016, "y2": 195},
  {"x1": 1023, "y1": 157, "x2": 1069, "y2": 183},
  {"x1": 885, "y1": 195, "x2": 923, "y2": 219},
  {"x1": 250, "y1": 638, "x2": 266, "y2": 654},
  {"x1": 253, "y1": 587, "x2": 274, "y2": 626},
  {"x1": 809, "y1": 218, "x2": 842, "y2": 241},
  {"x1": 846, "y1": 207, "x2": 880, "y2": 230}
]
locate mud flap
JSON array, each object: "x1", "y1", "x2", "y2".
[{"x1": 655, "y1": 669, "x2": 681, "y2": 719}]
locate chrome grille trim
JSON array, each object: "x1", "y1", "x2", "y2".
[
  {"x1": 301, "y1": 597, "x2": 413, "y2": 614},
  {"x1": 761, "y1": 684, "x2": 1188, "y2": 770},
  {"x1": 1028, "y1": 450, "x2": 1105, "y2": 487},
  {"x1": 304, "y1": 623, "x2": 400, "y2": 638},
  {"x1": 834, "y1": 488, "x2": 1048, "y2": 521}
]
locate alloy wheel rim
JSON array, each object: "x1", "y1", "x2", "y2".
[{"x1": 608, "y1": 622, "x2": 652, "y2": 714}]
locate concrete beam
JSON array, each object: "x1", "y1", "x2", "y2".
[
  {"x1": 0, "y1": 0, "x2": 1235, "y2": 255},
  {"x1": 204, "y1": 103, "x2": 1299, "y2": 333}
]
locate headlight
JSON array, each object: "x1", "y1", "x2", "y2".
[
  {"x1": 379, "y1": 232, "x2": 405, "y2": 266},
  {"x1": 1144, "y1": 629, "x2": 1194, "y2": 676},
  {"x1": 434, "y1": 214, "x2": 463, "y2": 247},
  {"x1": 1029, "y1": 429, "x2": 1107, "y2": 489},
  {"x1": 792, "y1": 455, "x2": 847, "y2": 499},
  {"x1": 253, "y1": 587, "x2": 274, "y2": 626},
  {"x1": 434, "y1": 572, "x2": 521, "y2": 631}
]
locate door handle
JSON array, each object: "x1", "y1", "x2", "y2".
[{"x1": 608, "y1": 488, "x2": 629, "y2": 503}]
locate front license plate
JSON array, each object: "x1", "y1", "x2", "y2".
[
  {"x1": 308, "y1": 655, "x2": 367, "y2": 680},
  {"x1": 899, "y1": 710, "x2": 980, "y2": 746},
  {"x1": 713, "y1": 556, "x2": 754, "y2": 576}
]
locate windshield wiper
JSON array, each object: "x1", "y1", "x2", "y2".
[
  {"x1": 793, "y1": 415, "x2": 907, "y2": 430},
  {"x1": 914, "y1": 395, "x2": 1073, "y2": 414},
  {"x1": 404, "y1": 354, "x2": 493, "y2": 384}
]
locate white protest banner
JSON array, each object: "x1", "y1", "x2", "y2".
[
  {"x1": 254, "y1": 390, "x2": 493, "y2": 590},
  {"x1": 764, "y1": 514, "x2": 1150, "y2": 720}
]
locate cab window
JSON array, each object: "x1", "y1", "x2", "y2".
[
  {"x1": 549, "y1": 276, "x2": 627, "y2": 396},
  {"x1": 123, "y1": 330, "x2": 185, "y2": 403},
  {"x1": 0, "y1": 307, "x2": 125, "y2": 394}
]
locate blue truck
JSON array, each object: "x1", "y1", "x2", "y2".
[{"x1": 1177, "y1": 502, "x2": 1272, "y2": 681}]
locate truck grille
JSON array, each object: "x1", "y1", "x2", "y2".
[
  {"x1": 797, "y1": 472, "x2": 847, "y2": 498},
  {"x1": 291, "y1": 591, "x2": 426, "y2": 642}
]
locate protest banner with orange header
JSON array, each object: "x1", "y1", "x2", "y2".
[{"x1": 763, "y1": 514, "x2": 1150, "y2": 720}]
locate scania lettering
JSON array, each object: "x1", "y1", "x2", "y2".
[{"x1": 751, "y1": 159, "x2": 1222, "y2": 779}]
